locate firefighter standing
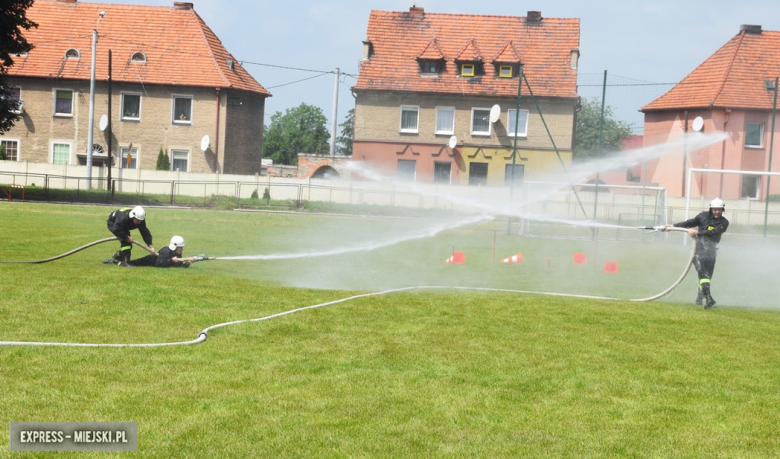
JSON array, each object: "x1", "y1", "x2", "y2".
[
  {"x1": 665, "y1": 198, "x2": 729, "y2": 309},
  {"x1": 125, "y1": 236, "x2": 195, "y2": 268},
  {"x1": 105, "y1": 206, "x2": 154, "y2": 266}
]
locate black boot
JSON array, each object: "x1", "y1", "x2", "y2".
[
  {"x1": 702, "y1": 283, "x2": 716, "y2": 309},
  {"x1": 112, "y1": 251, "x2": 122, "y2": 262},
  {"x1": 695, "y1": 288, "x2": 703, "y2": 306}
]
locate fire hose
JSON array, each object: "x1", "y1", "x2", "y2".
[
  {"x1": 0, "y1": 238, "x2": 215, "y2": 264},
  {"x1": 0, "y1": 226, "x2": 697, "y2": 347}
]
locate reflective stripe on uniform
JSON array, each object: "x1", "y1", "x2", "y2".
[
  {"x1": 699, "y1": 278, "x2": 711, "y2": 286},
  {"x1": 121, "y1": 246, "x2": 132, "y2": 251}
]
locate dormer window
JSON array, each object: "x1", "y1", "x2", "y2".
[
  {"x1": 419, "y1": 60, "x2": 440, "y2": 74},
  {"x1": 461, "y1": 64, "x2": 475, "y2": 77},
  {"x1": 130, "y1": 51, "x2": 147, "y2": 63},
  {"x1": 499, "y1": 65, "x2": 513, "y2": 78},
  {"x1": 65, "y1": 49, "x2": 80, "y2": 59}
]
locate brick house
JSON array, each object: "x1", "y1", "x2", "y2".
[
  {"x1": 0, "y1": 0, "x2": 270, "y2": 175},
  {"x1": 352, "y1": 7, "x2": 580, "y2": 186},
  {"x1": 641, "y1": 25, "x2": 780, "y2": 200}
]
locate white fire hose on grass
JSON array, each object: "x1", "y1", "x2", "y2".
[{"x1": 0, "y1": 227, "x2": 694, "y2": 347}]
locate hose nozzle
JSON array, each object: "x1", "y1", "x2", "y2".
[{"x1": 192, "y1": 255, "x2": 216, "y2": 262}]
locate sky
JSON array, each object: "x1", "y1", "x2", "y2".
[{"x1": 83, "y1": 0, "x2": 780, "y2": 135}]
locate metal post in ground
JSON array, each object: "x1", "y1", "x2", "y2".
[{"x1": 763, "y1": 76, "x2": 778, "y2": 240}]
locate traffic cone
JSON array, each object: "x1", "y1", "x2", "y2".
[
  {"x1": 573, "y1": 253, "x2": 587, "y2": 265},
  {"x1": 501, "y1": 253, "x2": 522, "y2": 263},
  {"x1": 445, "y1": 251, "x2": 465, "y2": 264},
  {"x1": 603, "y1": 261, "x2": 619, "y2": 273}
]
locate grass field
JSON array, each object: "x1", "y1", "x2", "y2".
[{"x1": 2, "y1": 202, "x2": 780, "y2": 457}]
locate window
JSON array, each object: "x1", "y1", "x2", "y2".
[
  {"x1": 508, "y1": 109, "x2": 529, "y2": 137},
  {"x1": 746, "y1": 123, "x2": 764, "y2": 147},
  {"x1": 397, "y1": 160, "x2": 416, "y2": 182},
  {"x1": 469, "y1": 162, "x2": 488, "y2": 186},
  {"x1": 4, "y1": 87, "x2": 22, "y2": 113},
  {"x1": 505, "y1": 164, "x2": 525, "y2": 187},
  {"x1": 741, "y1": 175, "x2": 760, "y2": 199},
  {"x1": 399, "y1": 106, "x2": 419, "y2": 133},
  {"x1": 435, "y1": 107, "x2": 455, "y2": 135},
  {"x1": 471, "y1": 108, "x2": 491, "y2": 135},
  {"x1": 65, "y1": 48, "x2": 80, "y2": 59},
  {"x1": 54, "y1": 89, "x2": 73, "y2": 116},
  {"x1": 121, "y1": 93, "x2": 141, "y2": 120},
  {"x1": 419, "y1": 61, "x2": 439, "y2": 74},
  {"x1": 434, "y1": 162, "x2": 451, "y2": 184},
  {"x1": 1, "y1": 139, "x2": 19, "y2": 161},
  {"x1": 120, "y1": 147, "x2": 138, "y2": 169},
  {"x1": 171, "y1": 149, "x2": 189, "y2": 172},
  {"x1": 172, "y1": 95, "x2": 193, "y2": 124},
  {"x1": 130, "y1": 52, "x2": 146, "y2": 63},
  {"x1": 499, "y1": 65, "x2": 513, "y2": 78},
  {"x1": 461, "y1": 64, "x2": 475, "y2": 77},
  {"x1": 52, "y1": 143, "x2": 70, "y2": 165}
]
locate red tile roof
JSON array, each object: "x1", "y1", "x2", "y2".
[
  {"x1": 416, "y1": 38, "x2": 445, "y2": 60},
  {"x1": 643, "y1": 29, "x2": 780, "y2": 112},
  {"x1": 491, "y1": 42, "x2": 521, "y2": 63},
  {"x1": 354, "y1": 9, "x2": 580, "y2": 99},
  {"x1": 9, "y1": 0, "x2": 270, "y2": 96}
]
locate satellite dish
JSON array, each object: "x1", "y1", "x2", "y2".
[
  {"x1": 99, "y1": 114, "x2": 108, "y2": 131},
  {"x1": 200, "y1": 135, "x2": 210, "y2": 152},
  {"x1": 692, "y1": 116, "x2": 704, "y2": 132},
  {"x1": 489, "y1": 104, "x2": 501, "y2": 123},
  {"x1": 448, "y1": 135, "x2": 458, "y2": 149}
]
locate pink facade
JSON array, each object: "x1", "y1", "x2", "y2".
[{"x1": 352, "y1": 140, "x2": 464, "y2": 184}]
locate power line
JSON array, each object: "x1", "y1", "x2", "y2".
[{"x1": 267, "y1": 72, "x2": 329, "y2": 89}]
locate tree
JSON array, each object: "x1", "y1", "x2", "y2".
[
  {"x1": 336, "y1": 108, "x2": 354, "y2": 156},
  {"x1": 574, "y1": 97, "x2": 634, "y2": 161},
  {"x1": 0, "y1": 0, "x2": 37, "y2": 134},
  {"x1": 263, "y1": 103, "x2": 329, "y2": 165},
  {"x1": 156, "y1": 147, "x2": 170, "y2": 170}
]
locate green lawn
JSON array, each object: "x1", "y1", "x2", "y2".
[{"x1": 1, "y1": 203, "x2": 780, "y2": 457}]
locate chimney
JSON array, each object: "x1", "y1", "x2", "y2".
[
  {"x1": 570, "y1": 49, "x2": 580, "y2": 70},
  {"x1": 409, "y1": 6, "x2": 424, "y2": 16},
  {"x1": 173, "y1": 2, "x2": 193, "y2": 9},
  {"x1": 362, "y1": 40, "x2": 373, "y2": 60},
  {"x1": 527, "y1": 11, "x2": 542, "y2": 23},
  {"x1": 740, "y1": 24, "x2": 762, "y2": 34}
]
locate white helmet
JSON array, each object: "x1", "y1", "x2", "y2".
[
  {"x1": 169, "y1": 235, "x2": 186, "y2": 251},
  {"x1": 709, "y1": 198, "x2": 725, "y2": 209},
  {"x1": 128, "y1": 206, "x2": 146, "y2": 221}
]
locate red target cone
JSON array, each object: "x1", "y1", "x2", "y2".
[{"x1": 573, "y1": 253, "x2": 587, "y2": 265}]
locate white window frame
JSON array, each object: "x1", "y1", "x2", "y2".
[
  {"x1": 1, "y1": 139, "x2": 21, "y2": 161},
  {"x1": 399, "y1": 105, "x2": 419, "y2": 133},
  {"x1": 433, "y1": 161, "x2": 452, "y2": 185},
  {"x1": 4, "y1": 87, "x2": 22, "y2": 114},
  {"x1": 121, "y1": 92, "x2": 142, "y2": 121},
  {"x1": 435, "y1": 107, "x2": 455, "y2": 135},
  {"x1": 170, "y1": 149, "x2": 190, "y2": 172},
  {"x1": 171, "y1": 94, "x2": 193, "y2": 125},
  {"x1": 53, "y1": 89, "x2": 74, "y2": 117},
  {"x1": 119, "y1": 146, "x2": 139, "y2": 169},
  {"x1": 65, "y1": 48, "x2": 81, "y2": 59},
  {"x1": 50, "y1": 141, "x2": 72, "y2": 165},
  {"x1": 507, "y1": 109, "x2": 530, "y2": 137},
  {"x1": 741, "y1": 175, "x2": 761, "y2": 199},
  {"x1": 471, "y1": 108, "x2": 491, "y2": 136},
  {"x1": 745, "y1": 122, "x2": 764, "y2": 148}
]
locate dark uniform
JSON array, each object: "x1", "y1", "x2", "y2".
[
  {"x1": 128, "y1": 246, "x2": 190, "y2": 268},
  {"x1": 673, "y1": 210, "x2": 729, "y2": 307},
  {"x1": 106, "y1": 208, "x2": 153, "y2": 263}
]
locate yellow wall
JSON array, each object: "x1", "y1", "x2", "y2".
[{"x1": 459, "y1": 146, "x2": 573, "y2": 186}]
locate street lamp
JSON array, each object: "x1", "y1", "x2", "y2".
[{"x1": 86, "y1": 10, "x2": 106, "y2": 190}]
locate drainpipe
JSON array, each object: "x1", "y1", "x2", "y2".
[
  {"x1": 214, "y1": 87, "x2": 221, "y2": 173},
  {"x1": 682, "y1": 111, "x2": 688, "y2": 197},
  {"x1": 718, "y1": 109, "x2": 731, "y2": 197}
]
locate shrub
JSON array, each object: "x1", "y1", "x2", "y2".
[
  {"x1": 262, "y1": 187, "x2": 271, "y2": 201},
  {"x1": 251, "y1": 189, "x2": 259, "y2": 199},
  {"x1": 156, "y1": 147, "x2": 171, "y2": 171}
]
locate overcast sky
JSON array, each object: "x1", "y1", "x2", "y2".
[{"x1": 83, "y1": 0, "x2": 780, "y2": 133}]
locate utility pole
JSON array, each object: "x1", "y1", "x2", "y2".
[
  {"x1": 86, "y1": 11, "x2": 105, "y2": 189},
  {"x1": 329, "y1": 68, "x2": 340, "y2": 155}
]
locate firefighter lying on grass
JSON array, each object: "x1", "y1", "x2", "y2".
[{"x1": 104, "y1": 236, "x2": 202, "y2": 268}]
